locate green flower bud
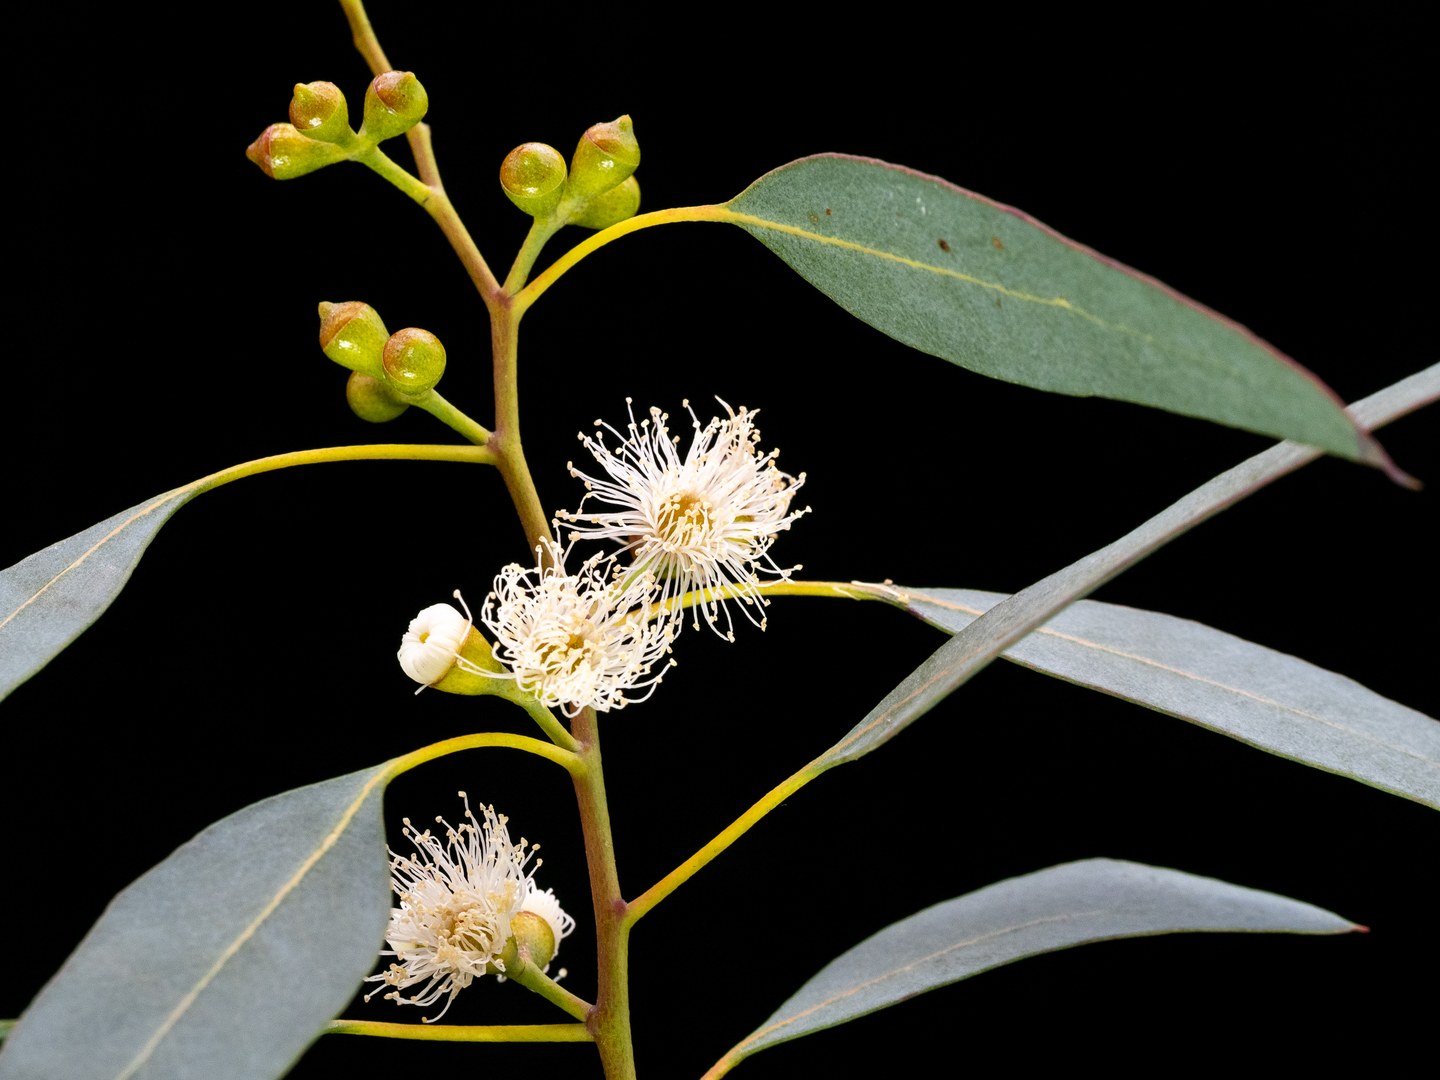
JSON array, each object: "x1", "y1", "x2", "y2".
[
  {"x1": 500, "y1": 911, "x2": 558, "y2": 972},
  {"x1": 345, "y1": 371, "x2": 410, "y2": 423},
  {"x1": 382, "y1": 327, "x2": 446, "y2": 395},
  {"x1": 288, "y1": 81, "x2": 354, "y2": 146},
  {"x1": 245, "y1": 122, "x2": 348, "y2": 180},
  {"x1": 500, "y1": 142, "x2": 568, "y2": 216},
  {"x1": 570, "y1": 175, "x2": 641, "y2": 230},
  {"x1": 318, "y1": 300, "x2": 389, "y2": 377},
  {"x1": 360, "y1": 71, "x2": 428, "y2": 142},
  {"x1": 568, "y1": 115, "x2": 640, "y2": 199}
]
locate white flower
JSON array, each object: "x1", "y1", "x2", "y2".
[
  {"x1": 555, "y1": 399, "x2": 809, "y2": 639},
  {"x1": 364, "y1": 792, "x2": 575, "y2": 1022},
  {"x1": 397, "y1": 601, "x2": 472, "y2": 686},
  {"x1": 481, "y1": 540, "x2": 676, "y2": 716}
]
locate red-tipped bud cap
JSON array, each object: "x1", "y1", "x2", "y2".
[
  {"x1": 245, "y1": 122, "x2": 348, "y2": 180},
  {"x1": 318, "y1": 300, "x2": 389, "y2": 377},
  {"x1": 382, "y1": 327, "x2": 447, "y2": 395},
  {"x1": 360, "y1": 71, "x2": 429, "y2": 142},
  {"x1": 345, "y1": 371, "x2": 410, "y2": 423},
  {"x1": 500, "y1": 142, "x2": 568, "y2": 217},
  {"x1": 570, "y1": 175, "x2": 641, "y2": 230},
  {"x1": 568, "y1": 115, "x2": 640, "y2": 199},
  {"x1": 288, "y1": 81, "x2": 353, "y2": 145}
]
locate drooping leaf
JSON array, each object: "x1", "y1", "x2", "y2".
[
  {"x1": 0, "y1": 487, "x2": 199, "y2": 701},
  {"x1": 724, "y1": 154, "x2": 1392, "y2": 469},
  {"x1": 0, "y1": 444, "x2": 487, "y2": 703},
  {"x1": 892, "y1": 587, "x2": 1440, "y2": 809},
  {"x1": 705, "y1": 859, "x2": 1359, "y2": 1076},
  {"x1": 812, "y1": 364, "x2": 1437, "y2": 772},
  {"x1": 0, "y1": 765, "x2": 392, "y2": 1080}
]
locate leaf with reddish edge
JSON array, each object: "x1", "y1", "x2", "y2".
[{"x1": 725, "y1": 154, "x2": 1401, "y2": 475}]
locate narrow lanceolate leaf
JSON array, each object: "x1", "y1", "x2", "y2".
[
  {"x1": 724, "y1": 154, "x2": 1391, "y2": 469},
  {"x1": 706, "y1": 859, "x2": 1359, "y2": 1076},
  {"x1": 0, "y1": 487, "x2": 198, "y2": 700},
  {"x1": 0, "y1": 766, "x2": 392, "y2": 1080},
  {"x1": 895, "y1": 587, "x2": 1440, "y2": 809},
  {"x1": 813, "y1": 364, "x2": 1437, "y2": 772},
  {"x1": 0, "y1": 444, "x2": 487, "y2": 702}
]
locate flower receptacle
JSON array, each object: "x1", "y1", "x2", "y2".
[{"x1": 345, "y1": 371, "x2": 410, "y2": 422}]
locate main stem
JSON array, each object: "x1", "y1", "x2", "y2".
[
  {"x1": 490, "y1": 302, "x2": 552, "y2": 551},
  {"x1": 569, "y1": 707, "x2": 636, "y2": 1079}
]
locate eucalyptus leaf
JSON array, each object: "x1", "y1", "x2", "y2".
[
  {"x1": 707, "y1": 859, "x2": 1358, "y2": 1075},
  {"x1": 725, "y1": 155, "x2": 1391, "y2": 468},
  {"x1": 893, "y1": 587, "x2": 1440, "y2": 808},
  {"x1": 814, "y1": 364, "x2": 1437, "y2": 771},
  {"x1": 0, "y1": 487, "x2": 198, "y2": 701},
  {"x1": 0, "y1": 765, "x2": 391, "y2": 1080}
]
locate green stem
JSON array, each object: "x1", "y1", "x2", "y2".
[
  {"x1": 625, "y1": 760, "x2": 823, "y2": 928},
  {"x1": 493, "y1": 684, "x2": 580, "y2": 753},
  {"x1": 489, "y1": 301, "x2": 553, "y2": 551},
  {"x1": 514, "y1": 204, "x2": 728, "y2": 316},
  {"x1": 383, "y1": 731, "x2": 581, "y2": 781},
  {"x1": 504, "y1": 215, "x2": 566, "y2": 295},
  {"x1": 357, "y1": 147, "x2": 502, "y2": 304},
  {"x1": 569, "y1": 707, "x2": 636, "y2": 1080},
  {"x1": 506, "y1": 958, "x2": 595, "y2": 1022},
  {"x1": 412, "y1": 390, "x2": 492, "y2": 445},
  {"x1": 325, "y1": 1019, "x2": 592, "y2": 1042},
  {"x1": 192, "y1": 442, "x2": 496, "y2": 497}
]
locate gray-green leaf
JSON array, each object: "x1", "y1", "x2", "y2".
[
  {"x1": 0, "y1": 487, "x2": 198, "y2": 701},
  {"x1": 813, "y1": 365, "x2": 1436, "y2": 773},
  {"x1": 898, "y1": 587, "x2": 1440, "y2": 809},
  {"x1": 726, "y1": 155, "x2": 1390, "y2": 468},
  {"x1": 706, "y1": 859, "x2": 1358, "y2": 1075},
  {"x1": 0, "y1": 766, "x2": 391, "y2": 1080}
]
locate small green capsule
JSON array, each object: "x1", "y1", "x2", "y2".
[
  {"x1": 568, "y1": 115, "x2": 640, "y2": 199},
  {"x1": 345, "y1": 371, "x2": 410, "y2": 423},
  {"x1": 245, "y1": 122, "x2": 348, "y2": 180},
  {"x1": 500, "y1": 142, "x2": 568, "y2": 217},
  {"x1": 318, "y1": 300, "x2": 389, "y2": 377},
  {"x1": 360, "y1": 71, "x2": 428, "y2": 143},
  {"x1": 288, "y1": 81, "x2": 354, "y2": 146},
  {"x1": 382, "y1": 327, "x2": 447, "y2": 395},
  {"x1": 500, "y1": 911, "x2": 558, "y2": 973},
  {"x1": 570, "y1": 175, "x2": 641, "y2": 230}
]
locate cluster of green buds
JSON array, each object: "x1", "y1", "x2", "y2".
[
  {"x1": 499, "y1": 115, "x2": 641, "y2": 230},
  {"x1": 318, "y1": 301, "x2": 446, "y2": 422},
  {"x1": 246, "y1": 72, "x2": 429, "y2": 179}
]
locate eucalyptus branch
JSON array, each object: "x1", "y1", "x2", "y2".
[
  {"x1": 326, "y1": 1019, "x2": 592, "y2": 1043},
  {"x1": 514, "y1": 205, "x2": 727, "y2": 316},
  {"x1": 411, "y1": 390, "x2": 493, "y2": 445}
]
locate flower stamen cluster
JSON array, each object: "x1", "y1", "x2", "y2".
[
  {"x1": 364, "y1": 792, "x2": 573, "y2": 1022},
  {"x1": 555, "y1": 398, "x2": 809, "y2": 640},
  {"x1": 480, "y1": 540, "x2": 677, "y2": 717}
]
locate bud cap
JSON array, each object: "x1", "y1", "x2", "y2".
[
  {"x1": 500, "y1": 142, "x2": 568, "y2": 216},
  {"x1": 361, "y1": 71, "x2": 429, "y2": 142},
  {"x1": 568, "y1": 115, "x2": 640, "y2": 199},
  {"x1": 318, "y1": 300, "x2": 389, "y2": 377},
  {"x1": 246, "y1": 122, "x2": 347, "y2": 179},
  {"x1": 382, "y1": 327, "x2": 447, "y2": 395},
  {"x1": 288, "y1": 81, "x2": 354, "y2": 145}
]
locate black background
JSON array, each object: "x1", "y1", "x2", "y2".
[{"x1": 3, "y1": 3, "x2": 1435, "y2": 1077}]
